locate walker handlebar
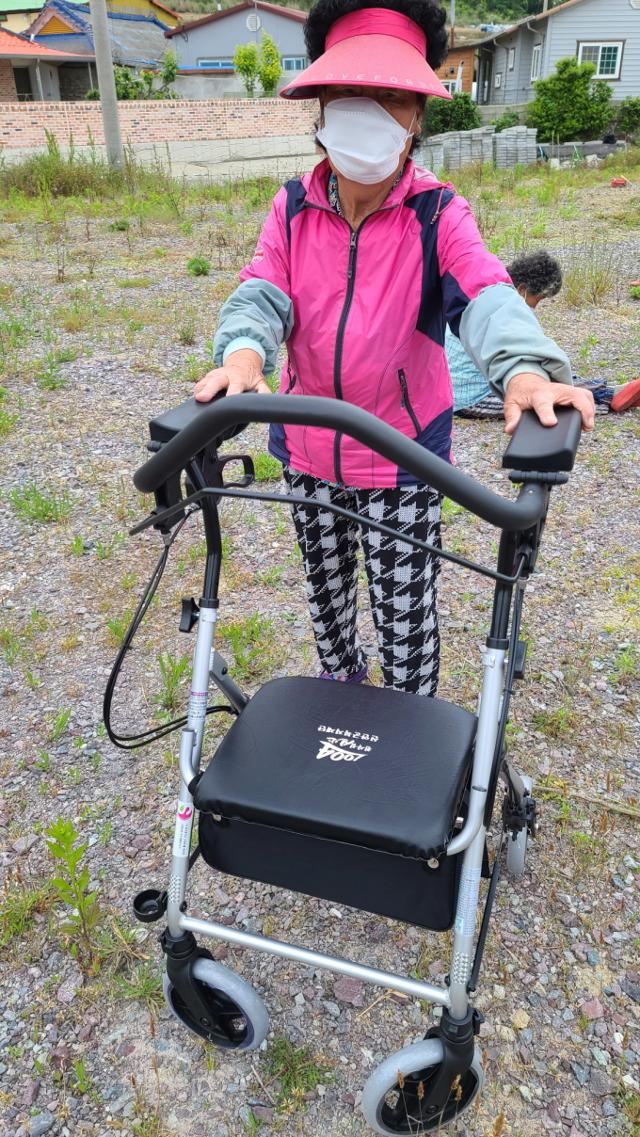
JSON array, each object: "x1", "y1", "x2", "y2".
[{"x1": 133, "y1": 394, "x2": 581, "y2": 531}]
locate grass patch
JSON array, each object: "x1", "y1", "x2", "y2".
[
  {"x1": 531, "y1": 702, "x2": 579, "y2": 740},
  {"x1": 264, "y1": 1037, "x2": 332, "y2": 1114},
  {"x1": 9, "y1": 483, "x2": 72, "y2": 524},
  {"x1": 0, "y1": 879, "x2": 53, "y2": 948},
  {"x1": 252, "y1": 453, "x2": 283, "y2": 482}
]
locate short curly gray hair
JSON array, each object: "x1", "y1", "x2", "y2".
[{"x1": 506, "y1": 250, "x2": 563, "y2": 299}]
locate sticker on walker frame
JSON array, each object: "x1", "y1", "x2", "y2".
[
  {"x1": 189, "y1": 691, "x2": 208, "y2": 722},
  {"x1": 454, "y1": 867, "x2": 481, "y2": 937},
  {"x1": 172, "y1": 801, "x2": 193, "y2": 858}
]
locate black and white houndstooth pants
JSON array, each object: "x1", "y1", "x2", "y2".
[{"x1": 283, "y1": 468, "x2": 442, "y2": 696}]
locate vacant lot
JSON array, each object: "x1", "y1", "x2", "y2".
[{"x1": 1, "y1": 152, "x2": 639, "y2": 1137}]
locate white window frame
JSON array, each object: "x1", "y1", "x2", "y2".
[
  {"x1": 197, "y1": 58, "x2": 234, "y2": 70},
  {"x1": 441, "y1": 79, "x2": 457, "y2": 94},
  {"x1": 531, "y1": 42, "x2": 542, "y2": 81},
  {"x1": 577, "y1": 41, "x2": 623, "y2": 80},
  {"x1": 494, "y1": 71, "x2": 502, "y2": 89},
  {"x1": 281, "y1": 56, "x2": 307, "y2": 72},
  {"x1": 508, "y1": 46, "x2": 515, "y2": 71}
]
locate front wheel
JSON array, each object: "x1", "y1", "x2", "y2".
[
  {"x1": 163, "y1": 957, "x2": 268, "y2": 1051},
  {"x1": 361, "y1": 1038, "x2": 483, "y2": 1135}
]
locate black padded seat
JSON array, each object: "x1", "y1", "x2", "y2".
[{"x1": 195, "y1": 678, "x2": 476, "y2": 862}]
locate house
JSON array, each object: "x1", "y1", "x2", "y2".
[
  {"x1": 475, "y1": 0, "x2": 640, "y2": 109},
  {"x1": 0, "y1": 24, "x2": 94, "y2": 99},
  {"x1": 27, "y1": 0, "x2": 177, "y2": 92},
  {"x1": 0, "y1": 0, "x2": 43, "y2": 35},
  {"x1": 165, "y1": 0, "x2": 307, "y2": 98}
]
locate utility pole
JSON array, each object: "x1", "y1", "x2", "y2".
[{"x1": 89, "y1": 0, "x2": 123, "y2": 169}]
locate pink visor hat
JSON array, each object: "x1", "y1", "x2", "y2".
[{"x1": 280, "y1": 7, "x2": 452, "y2": 100}]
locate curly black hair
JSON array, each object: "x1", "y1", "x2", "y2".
[
  {"x1": 304, "y1": 0, "x2": 449, "y2": 73},
  {"x1": 506, "y1": 251, "x2": 563, "y2": 298}
]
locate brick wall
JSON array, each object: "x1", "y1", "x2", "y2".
[
  {"x1": 0, "y1": 62, "x2": 18, "y2": 102},
  {"x1": 0, "y1": 98, "x2": 318, "y2": 150}
]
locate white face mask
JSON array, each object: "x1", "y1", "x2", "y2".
[{"x1": 317, "y1": 97, "x2": 416, "y2": 185}]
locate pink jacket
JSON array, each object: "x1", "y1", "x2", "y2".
[{"x1": 232, "y1": 158, "x2": 512, "y2": 487}]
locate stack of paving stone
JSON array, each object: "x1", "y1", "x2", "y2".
[{"x1": 492, "y1": 125, "x2": 538, "y2": 168}]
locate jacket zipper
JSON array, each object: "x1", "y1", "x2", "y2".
[
  {"x1": 333, "y1": 228, "x2": 359, "y2": 483},
  {"x1": 285, "y1": 361, "x2": 297, "y2": 393},
  {"x1": 398, "y1": 369, "x2": 421, "y2": 436}
]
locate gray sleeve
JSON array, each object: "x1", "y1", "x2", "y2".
[
  {"x1": 213, "y1": 278, "x2": 294, "y2": 374},
  {"x1": 458, "y1": 282, "x2": 573, "y2": 395}
]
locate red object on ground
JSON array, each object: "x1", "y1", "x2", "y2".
[
  {"x1": 610, "y1": 378, "x2": 640, "y2": 413},
  {"x1": 610, "y1": 176, "x2": 629, "y2": 187}
]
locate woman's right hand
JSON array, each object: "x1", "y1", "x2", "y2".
[{"x1": 194, "y1": 348, "x2": 272, "y2": 402}]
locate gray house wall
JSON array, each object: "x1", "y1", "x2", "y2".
[
  {"x1": 479, "y1": 0, "x2": 640, "y2": 109},
  {"x1": 543, "y1": 0, "x2": 640, "y2": 102},
  {"x1": 170, "y1": 10, "x2": 306, "y2": 70}
]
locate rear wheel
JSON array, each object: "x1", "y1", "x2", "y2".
[
  {"x1": 361, "y1": 1038, "x2": 483, "y2": 1134},
  {"x1": 506, "y1": 775, "x2": 533, "y2": 878}
]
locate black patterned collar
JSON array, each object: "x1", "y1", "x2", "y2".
[{"x1": 327, "y1": 167, "x2": 405, "y2": 216}]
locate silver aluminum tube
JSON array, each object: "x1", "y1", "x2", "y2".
[
  {"x1": 447, "y1": 645, "x2": 506, "y2": 856},
  {"x1": 180, "y1": 914, "x2": 451, "y2": 1007}
]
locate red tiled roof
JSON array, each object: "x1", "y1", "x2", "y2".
[
  {"x1": 166, "y1": 0, "x2": 306, "y2": 38},
  {"x1": 0, "y1": 25, "x2": 93, "y2": 58}
]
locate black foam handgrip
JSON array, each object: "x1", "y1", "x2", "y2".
[
  {"x1": 502, "y1": 407, "x2": 581, "y2": 473},
  {"x1": 134, "y1": 394, "x2": 557, "y2": 531}
]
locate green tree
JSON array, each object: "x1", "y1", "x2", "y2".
[
  {"x1": 258, "y1": 31, "x2": 282, "y2": 97},
  {"x1": 424, "y1": 92, "x2": 481, "y2": 135},
  {"x1": 527, "y1": 57, "x2": 613, "y2": 143},
  {"x1": 233, "y1": 41, "x2": 260, "y2": 98}
]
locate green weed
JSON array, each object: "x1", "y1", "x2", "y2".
[
  {"x1": 10, "y1": 483, "x2": 72, "y2": 524},
  {"x1": 155, "y1": 651, "x2": 190, "y2": 712},
  {"x1": 113, "y1": 962, "x2": 163, "y2": 1010},
  {"x1": 49, "y1": 707, "x2": 72, "y2": 741},
  {"x1": 611, "y1": 643, "x2": 639, "y2": 685},
  {"x1": 46, "y1": 817, "x2": 102, "y2": 966},
  {"x1": 219, "y1": 613, "x2": 279, "y2": 682}
]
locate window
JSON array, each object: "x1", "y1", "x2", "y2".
[
  {"x1": 531, "y1": 43, "x2": 542, "y2": 81},
  {"x1": 494, "y1": 71, "x2": 502, "y2": 89},
  {"x1": 13, "y1": 67, "x2": 33, "y2": 101},
  {"x1": 577, "y1": 41, "x2": 623, "y2": 79},
  {"x1": 508, "y1": 46, "x2": 515, "y2": 71},
  {"x1": 281, "y1": 56, "x2": 307, "y2": 71},
  {"x1": 197, "y1": 58, "x2": 234, "y2": 70},
  {"x1": 441, "y1": 79, "x2": 457, "y2": 93}
]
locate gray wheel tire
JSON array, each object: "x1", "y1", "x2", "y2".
[
  {"x1": 163, "y1": 957, "x2": 268, "y2": 1051},
  {"x1": 361, "y1": 1038, "x2": 484, "y2": 1135},
  {"x1": 506, "y1": 775, "x2": 533, "y2": 879}
]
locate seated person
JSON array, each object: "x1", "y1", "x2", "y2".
[{"x1": 447, "y1": 250, "x2": 640, "y2": 418}]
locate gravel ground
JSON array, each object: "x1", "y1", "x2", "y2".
[{"x1": 1, "y1": 164, "x2": 639, "y2": 1137}]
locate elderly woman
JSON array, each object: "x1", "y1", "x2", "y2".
[{"x1": 195, "y1": 0, "x2": 594, "y2": 697}]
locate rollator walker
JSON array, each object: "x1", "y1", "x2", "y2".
[{"x1": 105, "y1": 393, "x2": 582, "y2": 1134}]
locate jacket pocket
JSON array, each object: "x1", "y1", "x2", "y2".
[{"x1": 398, "y1": 369, "x2": 421, "y2": 436}]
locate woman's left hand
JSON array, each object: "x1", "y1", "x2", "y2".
[{"x1": 503, "y1": 373, "x2": 595, "y2": 436}]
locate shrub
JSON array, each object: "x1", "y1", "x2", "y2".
[
  {"x1": 493, "y1": 111, "x2": 520, "y2": 133},
  {"x1": 615, "y1": 97, "x2": 640, "y2": 140},
  {"x1": 527, "y1": 57, "x2": 613, "y2": 143},
  {"x1": 630, "y1": 285, "x2": 640, "y2": 301},
  {"x1": 424, "y1": 92, "x2": 481, "y2": 135},
  {"x1": 186, "y1": 256, "x2": 210, "y2": 276},
  {"x1": 233, "y1": 42, "x2": 259, "y2": 98}
]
